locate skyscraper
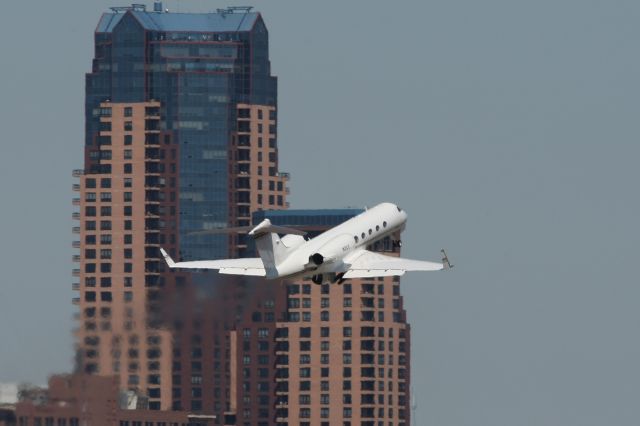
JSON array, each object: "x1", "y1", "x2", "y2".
[
  {"x1": 74, "y1": 3, "x2": 287, "y2": 412},
  {"x1": 252, "y1": 210, "x2": 412, "y2": 426},
  {"x1": 74, "y1": 4, "x2": 412, "y2": 425}
]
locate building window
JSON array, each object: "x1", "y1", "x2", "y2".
[
  {"x1": 124, "y1": 135, "x2": 133, "y2": 145},
  {"x1": 124, "y1": 121, "x2": 133, "y2": 131},
  {"x1": 299, "y1": 394, "x2": 311, "y2": 405}
]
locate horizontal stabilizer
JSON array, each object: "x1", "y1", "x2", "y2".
[{"x1": 186, "y1": 219, "x2": 306, "y2": 237}]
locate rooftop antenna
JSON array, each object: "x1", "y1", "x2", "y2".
[
  {"x1": 110, "y1": 4, "x2": 146, "y2": 13},
  {"x1": 217, "y1": 6, "x2": 254, "y2": 17}
]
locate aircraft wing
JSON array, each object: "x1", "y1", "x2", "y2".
[
  {"x1": 160, "y1": 248, "x2": 266, "y2": 276},
  {"x1": 342, "y1": 249, "x2": 447, "y2": 278}
]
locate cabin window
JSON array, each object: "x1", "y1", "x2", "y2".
[
  {"x1": 354, "y1": 236, "x2": 359, "y2": 243},
  {"x1": 369, "y1": 229, "x2": 372, "y2": 235},
  {"x1": 361, "y1": 232, "x2": 365, "y2": 239},
  {"x1": 376, "y1": 225, "x2": 380, "y2": 231},
  {"x1": 383, "y1": 221, "x2": 387, "y2": 228}
]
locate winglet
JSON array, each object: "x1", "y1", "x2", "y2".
[
  {"x1": 160, "y1": 248, "x2": 176, "y2": 268},
  {"x1": 248, "y1": 218, "x2": 272, "y2": 237},
  {"x1": 441, "y1": 249, "x2": 453, "y2": 270}
]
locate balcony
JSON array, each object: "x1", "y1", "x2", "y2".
[
  {"x1": 145, "y1": 134, "x2": 160, "y2": 146},
  {"x1": 145, "y1": 176, "x2": 163, "y2": 188},
  {"x1": 145, "y1": 119, "x2": 161, "y2": 131},
  {"x1": 72, "y1": 241, "x2": 81, "y2": 248},
  {"x1": 145, "y1": 106, "x2": 160, "y2": 117},
  {"x1": 72, "y1": 255, "x2": 81, "y2": 262},
  {"x1": 72, "y1": 169, "x2": 84, "y2": 177},
  {"x1": 72, "y1": 283, "x2": 80, "y2": 291},
  {"x1": 72, "y1": 227, "x2": 80, "y2": 234},
  {"x1": 361, "y1": 312, "x2": 375, "y2": 321},
  {"x1": 145, "y1": 148, "x2": 161, "y2": 160},
  {"x1": 72, "y1": 212, "x2": 80, "y2": 220},
  {"x1": 72, "y1": 298, "x2": 80, "y2": 305},
  {"x1": 72, "y1": 269, "x2": 80, "y2": 277},
  {"x1": 72, "y1": 184, "x2": 80, "y2": 191},
  {"x1": 277, "y1": 172, "x2": 290, "y2": 181},
  {"x1": 72, "y1": 198, "x2": 80, "y2": 206}
]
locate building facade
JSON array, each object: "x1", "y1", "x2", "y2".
[
  {"x1": 74, "y1": 4, "x2": 287, "y2": 413},
  {"x1": 73, "y1": 4, "x2": 411, "y2": 425},
  {"x1": 14, "y1": 374, "x2": 204, "y2": 426},
  {"x1": 248, "y1": 210, "x2": 412, "y2": 426}
]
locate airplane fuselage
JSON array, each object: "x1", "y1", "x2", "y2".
[{"x1": 272, "y1": 202, "x2": 408, "y2": 280}]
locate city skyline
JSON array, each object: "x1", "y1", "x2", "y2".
[{"x1": 2, "y1": 1, "x2": 640, "y2": 425}]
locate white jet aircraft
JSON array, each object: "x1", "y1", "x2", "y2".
[{"x1": 160, "y1": 202, "x2": 452, "y2": 285}]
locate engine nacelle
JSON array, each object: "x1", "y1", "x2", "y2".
[{"x1": 308, "y1": 234, "x2": 353, "y2": 267}]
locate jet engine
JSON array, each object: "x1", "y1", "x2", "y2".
[{"x1": 307, "y1": 234, "x2": 353, "y2": 268}]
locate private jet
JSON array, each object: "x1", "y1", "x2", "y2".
[{"x1": 160, "y1": 202, "x2": 452, "y2": 285}]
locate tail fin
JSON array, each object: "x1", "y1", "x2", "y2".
[{"x1": 249, "y1": 219, "x2": 292, "y2": 277}]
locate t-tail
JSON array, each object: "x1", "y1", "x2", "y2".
[{"x1": 249, "y1": 219, "x2": 304, "y2": 278}]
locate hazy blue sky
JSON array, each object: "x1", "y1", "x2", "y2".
[{"x1": 1, "y1": 1, "x2": 639, "y2": 424}]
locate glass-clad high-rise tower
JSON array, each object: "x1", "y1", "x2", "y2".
[
  {"x1": 85, "y1": 4, "x2": 285, "y2": 261},
  {"x1": 75, "y1": 4, "x2": 288, "y2": 412}
]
